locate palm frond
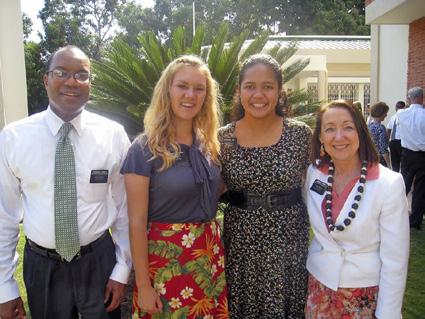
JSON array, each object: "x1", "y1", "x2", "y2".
[
  {"x1": 283, "y1": 58, "x2": 310, "y2": 83},
  {"x1": 92, "y1": 23, "x2": 315, "y2": 128}
]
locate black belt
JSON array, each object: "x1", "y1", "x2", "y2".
[
  {"x1": 402, "y1": 147, "x2": 425, "y2": 154},
  {"x1": 220, "y1": 188, "x2": 302, "y2": 210},
  {"x1": 26, "y1": 230, "x2": 109, "y2": 262}
]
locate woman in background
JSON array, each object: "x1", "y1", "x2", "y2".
[
  {"x1": 122, "y1": 55, "x2": 228, "y2": 319},
  {"x1": 368, "y1": 101, "x2": 390, "y2": 166},
  {"x1": 219, "y1": 54, "x2": 311, "y2": 318},
  {"x1": 304, "y1": 100, "x2": 409, "y2": 319}
]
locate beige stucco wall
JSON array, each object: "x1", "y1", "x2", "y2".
[
  {"x1": 370, "y1": 24, "x2": 409, "y2": 122},
  {"x1": 0, "y1": 1, "x2": 28, "y2": 129},
  {"x1": 327, "y1": 63, "x2": 370, "y2": 77}
]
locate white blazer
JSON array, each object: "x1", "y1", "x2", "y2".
[{"x1": 303, "y1": 164, "x2": 410, "y2": 319}]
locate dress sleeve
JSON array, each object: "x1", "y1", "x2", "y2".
[
  {"x1": 377, "y1": 124, "x2": 389, "y2": 155},
  {"x1": 303, "y1": 124, "x2": 313, "y2": 167},
  {"x1": 120, "y1": 138, "x2": 154, "y2": 177},
  {"x1": 375, "y1": 173, "x2": 409, "y2": 319}
]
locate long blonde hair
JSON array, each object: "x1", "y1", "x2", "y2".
[{"x1": 142, "y1": 55, "x2": 221, "y2": 170}]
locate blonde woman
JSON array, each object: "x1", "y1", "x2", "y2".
[{"x1": 121, "y1": 55, "x2": 228, "y2": 318}]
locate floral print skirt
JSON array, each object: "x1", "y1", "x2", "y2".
[
  {"x1": 305, "y1": 274, "x2": 378, "y2": 319},
  {"x1": 132, "y1": 220, "x2": 229, "y2": 319}
]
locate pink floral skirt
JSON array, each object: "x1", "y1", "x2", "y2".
[
  {"x1": 132, "y1": 220, "x2": 229, "y2": 319},
  {"x1": 305, "y1": 274, "x2": 378, "y2": 319}
]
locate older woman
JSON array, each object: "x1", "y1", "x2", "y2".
[{"x1": 304, "y1": 101, "x2": 409, "y2": 319}]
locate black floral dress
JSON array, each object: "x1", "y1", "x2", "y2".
[{"x1": 218, "y1": 118, "x2": 311, "y2": 319}]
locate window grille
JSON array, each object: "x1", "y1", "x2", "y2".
[{"x1": 328, "y1": 83, "x2": 358, "y2": 102}]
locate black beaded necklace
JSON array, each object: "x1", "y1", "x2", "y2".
[{"x1": 325, "y1": 160, "x2": 368, "y2": 231}]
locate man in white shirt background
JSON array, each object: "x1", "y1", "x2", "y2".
[
  {"x1": 0, "y1": 46, "x2": 131, "y2": 318},
  {"x1": 397, "y1": 87, "x2": 425, "y2": 230},
  {"x1": 386, "y1": 100, "x2": 406, "y2": 172}
]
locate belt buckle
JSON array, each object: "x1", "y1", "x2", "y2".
[
  {"x1": 246, "y1": 193, "x2": 263, "y2": 208},
  {"x1": 59, "y1": 251, "x2": 81, "y2": 262},
  {"x1": 266, "y1": 194, "x2": 279, "y2": 208}
]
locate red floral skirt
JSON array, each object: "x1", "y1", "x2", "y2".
[
  {"x1": 305, "y1": 274, "x2": 378, "y2": 319},
  {"x1": 132, "y1": 220, "x2": 229, "y2": 319}
]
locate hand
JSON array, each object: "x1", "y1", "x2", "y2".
[
  {"x1": 104, "y1": 279, "x2": 126, "y2": 312},
  {"x1": 0, "y1": 297, "x2": 26, "y2": 319},
  {"x1": 138, "y1": 285, "x2": 163, "y2": 315}
]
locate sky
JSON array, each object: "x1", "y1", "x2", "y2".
[{"x1": 20, "y1": 0, "x2": 155, "y2": 41}]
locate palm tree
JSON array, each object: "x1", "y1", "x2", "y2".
[{"x1": 91, "y1": 22, "x2": 318, "y2": 131}]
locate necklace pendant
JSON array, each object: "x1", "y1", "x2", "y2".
[{"x1": 326, "y1": 160, "x2": 368, "y2": 232}]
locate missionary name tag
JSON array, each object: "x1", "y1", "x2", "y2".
[
  {"x1": 310, "y1": 179, "x2": 327, "y2": 195},
  {"x1": 90, "y1": 170, "x2": 108, "y2": 183}
]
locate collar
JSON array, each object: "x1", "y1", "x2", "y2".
[
  {"x1": 318, "y1": 162, "x2": 380, "y2": 181},
  {"x1": 45, "y1": 106, "x2": 85, "y2": 137},
  {"x1": 409, "y1": 103, "x2": 425, "y2": 109}
]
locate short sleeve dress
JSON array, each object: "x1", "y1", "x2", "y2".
[
  {"x1": 218, "y1": 118, "x2": 311, "y2": 319},
  {"x1": 368, "y1": 121, "x2": 389, "y2": 166}
]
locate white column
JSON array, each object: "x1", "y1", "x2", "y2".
[
  {"x1": 0, "y1": 1, "x2": 28, "y2": 129},
  {"x1": 369, "y1": 24, "x2": 380, "y2": 105},
  {"x1": 357, "y1": 83, "x2": 365, "y2": 110},
  {"x1": 298, "y1": 77, "x2": 308, "y2": 91},
  {"x1": 318, "y1": 70, "x2": 328, "y2": 102}
]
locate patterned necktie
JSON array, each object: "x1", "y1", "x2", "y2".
[{"x1": 54, "y1": 122, "x2": 80, "y2": 261}]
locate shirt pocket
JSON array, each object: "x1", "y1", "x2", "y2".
[{"x1": 78, "y1": 169, "x2": 110, "y2": 203}]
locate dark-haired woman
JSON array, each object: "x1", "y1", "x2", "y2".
[
  {"x1": 304, "y1": 100, "x2": 409, "y2": 319},
  {"x1": 218, "y1": 54, "x2": 311, "y2": 318}
]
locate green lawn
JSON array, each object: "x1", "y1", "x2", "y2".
[
  {"x1": 403, "y1": 228, "x2": 425, "y2": 318},
  {"x1": 15, "y1": 226, "x2": 425, "y2": 318}
]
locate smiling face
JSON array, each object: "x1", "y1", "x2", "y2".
[
  {"x1": 239, "y1": 63, "x2": 279, "y2": 121},
  {"x1": 320, "y1": 107, "x2": 360, "y2": 166},
  {"x1": 169, "y1": 65, "x2": 207, "y2": 125},
  {"x1": 43, "y1": 47, "x2": 91, "y2": 121}
]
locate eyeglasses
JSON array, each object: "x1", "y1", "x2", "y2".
[{"x1": 46, "y1": 68, "x2": 91, "y2": 84}]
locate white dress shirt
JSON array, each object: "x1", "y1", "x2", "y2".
[
  {"x1": 386, "y1": 113, "x2": 401, "y2": 141},
  {"x1": 397, "y1": 103, "x2": 425, "y2": 151},
  {"x1": 304, "y1": 164, "x2": 409, "y2": 319},
  {"x1": 0, "y1": 107, "x2": 131, "y2": 303}
]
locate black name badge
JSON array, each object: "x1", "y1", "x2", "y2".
[
  {"x1": 310, "y1": 179, "x2": 327, "y2": 195},
  {"x1": 90, "y1": 170, "x2": 109, "y2": 183},
  {"x1": 221, "y1": 136, "x2": 237, "y2": 148}
]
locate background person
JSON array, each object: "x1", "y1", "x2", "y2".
[
  {"x1": 368, "y1": 101, "x2": 390, "y2": 166},
  {"x1": 352, "y1": 100, "x2": 362, "y2": 114},
  {"x1": 0, "y1": 45, "x2": 131, "y2": 319},
  {"x1": 397, "y1": 86, "x2": 425, "y2": 230},
  {"x1": 386, "y1": 101, "x2": 406, "y2": 172},
  {"x1": 121, "y1": 55, "x2": 228, "y2": 318},
  {"x1": 304, "y1": 100, "x2": 409, "y2": 319},
  {"x1": 219, "y1": 54, "x2": 311, "y2": 318}
]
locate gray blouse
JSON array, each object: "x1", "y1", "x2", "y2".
[{"x1": 121, "y1": 137, "x2": 221, "y2": 223}]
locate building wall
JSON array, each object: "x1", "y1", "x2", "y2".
[
  {"x1": 370, "y1": 24, "x2": 409, "y2": 122},
  {"x1": 365, "y1": 0, "x2": 375, "y2": 5},
  {"x1": 0, "y1": 1, "x2": 28, "y2": 129},
  {"x1": 327, "y1": 63, "x2": 370, "y2": 77},
  {"x1": 407, "y1": 17, "x2": 425, "y2": 89}
]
